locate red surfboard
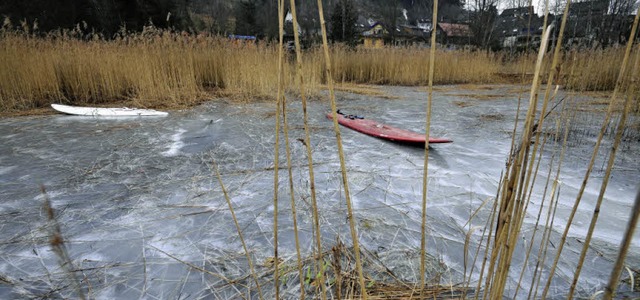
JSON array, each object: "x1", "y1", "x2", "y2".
[{"x1": 327, "y1": 112, "x2": 453, "y2": 144}]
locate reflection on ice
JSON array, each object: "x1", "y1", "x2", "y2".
[{"x1": 0, "y1": 85, "x2": 638, "y2": 299}]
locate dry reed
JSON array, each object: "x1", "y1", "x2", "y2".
[
  {"x1": 541, "y1": 10, "x2": 640, "y2": 299},
  {"x1": 41, "y1": 185, "x2": 87, "y2": 300},
  {"x1": 497, "y1": 0, "x2": 570, "y2": 291},
  {"x1": 316, "y1": 0, "x2": 368, "y2": 297},
  {"x1": 567, "y1": 34, "x2": 640, "y2": 299},
  {"x1": 487, "y1": 20, "x2": 555, "y2": 299},
  {"x1": 276, "y1": 0, "x2": 305, "y2": 298},
  {"x1": 212, "y1": 162, "x2": 264, "y2": 300},
  {"x1": 272, "y1": 2, "x2": 286, "y2": 298},
  {"x1": 419, "y1": 0, "x2": 438, "y2": 288},
  {"x1": 1, "y1": 21, "x2": 635, "y2": 115},
  {"x1": 288, "y1": 1, "x2": 328, "y2": 299},
  {"x1": 604, "y1": 188, "x2": 640, "y2": 299}
]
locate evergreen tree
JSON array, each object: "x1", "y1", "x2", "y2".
[
  {"x1": 0, "y1": 0, "x2": 85, "y2": 32},
  {"x1": 0, "y1": 0, "x2": 193, "y2": 36},
  {"x1": 329, "y1": 0, "x2": 358, "y2": 45},
  {"x1": 255, "y1": 0, "x2": 279, "y2": 40},
  {"x1": 234, "y1": 0, "x2": 258, "y2": 36}
]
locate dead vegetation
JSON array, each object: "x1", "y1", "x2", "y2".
[
  {"x1": 448, "y1": 93, "x2": 507, "y2": 101},
  {"x1": 479, "y1": 113, "x2": 505, "y2": 121},
  {"x1": 332, "y1": 84, "x2": 400, "y2": 99},
  {"x1": 453, "y1": 101, "x2": 473, "y2": 108},
  {"x1": 0, "y1": 18, "x2": 637, "y2": 115}
]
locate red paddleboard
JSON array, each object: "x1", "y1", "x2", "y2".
[{"x1": 327, "y1": 113, "x2": 453, "y2": 144}]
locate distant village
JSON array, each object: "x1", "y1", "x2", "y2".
[
  {"x1": 1, "y1": 0, "x2": 636, "y2": 51},
  {"x1": 268, "y1": 0, "x2": 636, "y2": 51}
]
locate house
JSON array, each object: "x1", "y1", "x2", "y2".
[
  {"x1": 395, "y1": 25, "x2": 430, "y2": 46},
  {"x1": 359, "y1": 20, "x2": 472, "y2": 48},
  {"x1": 436, "y1": 23, "x2": 472, "y2": 45},
  {"x1": 569, "y1": 0, "x2": 609, "y2": 19},
  {"x1": 495, "y1": 6, "x2": 541, "y2": 37},
  {"x1": 361, "y1": 22, "x2": 387, "y2": 36},
  {"x1": 417, "y1": 19, "x2": 432, "y2": 31},
  {"x1": 495, "y1": 6, "x2": 543, "y2": 50},
  {"x1": 412, "y1": 20, "x2": 474, "y2": 46},
  {"x1": 564, "y1": 0, "x2": 609, "y2": 46},
  {"x1": 361, "y1": 22, "x2": 388, "y2": 48}
]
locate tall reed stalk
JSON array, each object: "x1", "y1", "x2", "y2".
[
  {"x1": 419, "y1": 0, "x2": 438, "y2": 289},
  {"x1": 41, "y1": 186, "x2": 87, "y2": 300},
  {"x1": 495, "y1": 0, "x2": 568, "y2": 290},
  {"x1": 604, "y1": 188, "x2": 640, "y2": 299},
  {"x1": 213, "y1": 162, "x2": 263, "y2": 299},
  {"x1": 567, "y1": 33, "x2": 640, "y2": 299},
  {"x1": 541, "y1": 10, "x2": 640, "y2": 299},
  {"x1": 316, "y1": 0, "x2": 367, "y2": 298},
  {"x1": 276, "y1": 1, "x2": 305, "y2": 298},
  {"x1": 488, "y1": 22, "x2": 554, "y2": 298},
  {"x1": 288, "y1": 0, "x2": 327, "y2": 298},
  {"x1": 272, "y1": 0, "x2": 286, "y2": 297},
  {"x1": 601, "y1": 47, "x2": 640, "y2": 300}
]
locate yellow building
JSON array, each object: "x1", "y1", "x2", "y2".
[
  {"x1": 363, "y1": 36, "x2": 384, "y2": 48},
  {"x1": 361, "y1": 23, "x2": 388, "y2": 49}
]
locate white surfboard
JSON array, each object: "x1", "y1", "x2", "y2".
[{"x1": 51, "y1": 104, "x2": 168, "y2": 116}]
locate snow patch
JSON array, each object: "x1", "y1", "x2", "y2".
[{"x1": 162, "y1": 129, "x2": 186, "y2": 157}]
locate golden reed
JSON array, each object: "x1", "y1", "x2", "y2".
[{"x1": 0, "y1": 25, "x2": 632, "y2": 113}]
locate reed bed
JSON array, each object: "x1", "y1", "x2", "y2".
[
  {"x1": 563, "y1": 48, "x2": 631, "y2": 91},
  {"x1": 0, "y1": 22, "x2": 635, "y2": 114},
  {"x1": 328, "y1": 46, "x2": 500, "y2": 85}
]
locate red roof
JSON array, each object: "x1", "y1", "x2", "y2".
[{"x1": 438, "y1": 23, "x2": 472, "y2": 37}]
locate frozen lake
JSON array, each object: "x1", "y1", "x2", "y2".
[{"x1": 0, "y1": 85, "x2": 638, "y2": 299}]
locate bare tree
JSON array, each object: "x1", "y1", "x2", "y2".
[
  {"x1": 469, "y1": 0, "x2": 500, "y2": 48},
  {"x1": 601, "y1": 0, "x2": 638, "y2": 45},
  {"x1": 405, "y1": 0, "x2": 466, "y2": 23},
  {"x1": 329, "y1": 0, "x2": 358, "y2": 44},
  {"x1": 208, "y1": 0, "x2": 233, "y2": 34}
]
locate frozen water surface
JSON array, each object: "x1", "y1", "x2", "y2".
[{"x1": 0, "y1": 85, "x2": 638, "y2": 299}]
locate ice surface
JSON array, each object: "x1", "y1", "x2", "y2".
[
  {"x1": 0, "y1": 85, "x2": 638, "y2": 299},
  {"x1": 162, "y1": 128, "x2": 187, "y2": 157}
]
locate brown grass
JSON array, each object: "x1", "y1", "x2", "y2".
[
  {"x1": 479, "y1": 113, "x2": 505, "y2": 121},
  {"x1": 332, "y1": 83, "x2": 399, "y2": 99},
  {"x1": 329, "y1": 46, "x2": 501, "y2": 85},
  {"x1": 453, "y1": 101, "x2": 473, "y2": 107},
  {"x1": 447, "y1": 93, "x2": 507, "y2": 101},
  {"x1": 1, "y1": 24, "x2": 635, "y2": 115},
  {"x1": 563, "y1": 48, "x2": 628, "y2": 91}
]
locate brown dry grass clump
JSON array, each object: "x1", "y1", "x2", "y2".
[
  {"x1": 0, "y1": 22, "x2": 635, "y2": 115},
  {"x1": 447, "y1": 93, "x2": 506, "y2": 100},
  {"x1": 0, "y1": 25, "x2": 300, "y2": 113},
  {"x1": 329, "y1": 46, "x2": 501, "y2": 85},
  {"x1": 564, "y1": 48, "x2": 628, "y2": 91}
]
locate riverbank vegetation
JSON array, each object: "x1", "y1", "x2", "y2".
[{"x1": 0, "y1": 22, "x2": 635, "y2": 114}]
